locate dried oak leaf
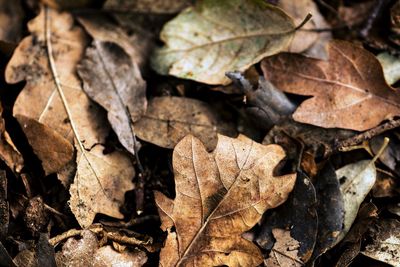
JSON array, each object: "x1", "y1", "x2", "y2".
[
  {"x1": 152, "y1": 0, "x2": 295, "y2": 85},
  {"x1": 5, "y1": 8, "x2": 134, "y2": 228},
  {"x1": 262, "y1": 40, "x2": 400, "y2": 131},
  {"x1": 155, "y1": 134, "x2": 296, "y2": 266},
  {"x1": 134, "y1": 96, "x2": 236, "y2": 151},
  {"x1": 264, "y1": 228, "x2": 303, "y2": 267},
  {"x1": 78, "y1": 40, "x2": 147, "y2": 155}
]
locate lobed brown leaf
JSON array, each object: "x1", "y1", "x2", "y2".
[{"x1": 155, "y1": 134, "x2": 296, "y2": 266}]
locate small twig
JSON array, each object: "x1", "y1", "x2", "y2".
[
  {"x1": 49, "y1": 225, "x2": 103, "y2": 246},
  {"x1": 360, "y1": 0, "x2": 391, "y2": 38},
  {"x1": 334, "y1": 118, "x2": 400, "y2": 151},
  {"x1": 295, "y1": 13, "x2": 312, "y2": 31}
]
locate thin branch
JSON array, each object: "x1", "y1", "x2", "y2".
[{"x1": 334, "y1": 118, "x2": 400, "y2": 151}]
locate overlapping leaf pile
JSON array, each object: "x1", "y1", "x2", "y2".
[{"x1": 0, "y1": 0, "x2": 399, "y2": 266}]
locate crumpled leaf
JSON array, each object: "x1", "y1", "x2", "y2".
[
  {"x1": 256, "y1": 172, "x2": 317, "y2": 263},
  {"x1": 377, "y1": 52, "x2": 400, "y2": 85},
  {"x1": 134, "y1": 96, "x2": 236, "y2": 151},
  {"x1": 69, "y1": 145, "x2": 134, "y2": 228},
  {"x1": 56, "y1": 230, "x2": 148, "y2": 267},
  {"x1": 103, "y1": 0, "x2": 192, "y2": 14},
  {"x1": 152, "y1": 0, "x2": 295, "y2": 85},
  {"x1": 78, "y1": 40, "x2": 147, "y2": 155},
  {"x1": 334, "y1": 160, "x2": 377, "y2": 245},
  {"x1": 5, "y1": 8, "x2": 134, "y2": 228},
  {"x1": 362, "y1": 219, "x2": 400, "y2": 267},
  {"x1": 262, "y1": 40, "x2": 400, "y2": 131},
  {"x1": 0, "y1": 104, "x2": 24, "y2": 173},
  {"x1": 264, "y1": 228, "x2": 303, "y2": 267},
  {"x1": 277, "y1": 0, "x2": 331, "y2": 59},
  {"x1": 155, "y1": 134, "x2": 296, "y2": 267}
]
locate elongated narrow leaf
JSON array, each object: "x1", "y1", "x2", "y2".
[
  {"x1": 5, "y1": 8, "x2": 134, "y2": 228},
  {"x1": 78, "y1": 41, "x2": 147, "y2": 155},
  {"x1": 155, "y1": 134, "x2": 296, "y2": 266},
  {"x1": 152, "y1": 0, "x2": 295, "y2": 85}
]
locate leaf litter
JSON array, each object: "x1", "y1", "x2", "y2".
[{"x1": 0, "y1": 0, "x2": 399, "y2": 266}]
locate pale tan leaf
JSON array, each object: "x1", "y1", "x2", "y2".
[
  {"x1": 262, "y1": 40, "x2": 400, "y2": 131},
  {"x1": 133, "y1": 96, "x2": 236, "y2": 151},
  {"x1": 377, "y1": 52, "x2": 400, "y2": 85},
  {"x1": 264, "y1": 228, "x2": 303, "y2": 267},
  {"x1": 152, "y1": 0, "x2": 295, "y2": 85},
  {"x1": 5, "y1": 8, "x2": 134, "y2": 228},
  {"x1": 156, "y1": 134, "x2": 296, "y2": 266},
  {"x1": 334, "y1": 160, "x2": 377, "y2": 245},
  {"x1": 93, "y1": 246, "x2": 147, "y2": 267},
  {"x1": 69, "y1": 145, "x2": 134, "y2": 228}
]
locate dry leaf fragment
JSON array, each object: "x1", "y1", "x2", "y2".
[
  {"x1": 134, "y1": 96, "x2": 236, "y2": 151},
  {"x1": 277, "y1": 0, "x2": 331, "y2": 59},
  {"x1": 16, "y1": 115, "x2": 73, "y2": 175},
  {"x1": 155, "y1": 134, "x2": 296, "y2": 266},
  {"x1": 262, "y1": 40, "x2": 400, "y2": 131},
  {"x1": 152, "y1": 0, "x2": 295, "y2": 85},
  {"x1": 0, "y1": 105, "x2": 24, "y2": 173},
  {"x1": 377, "y1": 52, "x2": 400, "y2": 85},
  {"x1": 362, "y1": 219, "x2": 400, "y2": 267},
  {"x1": 264, "y1": 228, "x2": 303, "y2": 267},
  {"x1": 78, "y1": 40, "x2": 147, "y2": 155},
  {"x1": 69, "y1": 145, "x2": 135, "y2": 229},
  {"x1": 93, "y1": 246, "x2": 147, "y2": 267}
]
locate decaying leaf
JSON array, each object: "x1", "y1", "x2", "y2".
[
  {"x1": 78, "y1": 40, "x2": 147, "y2": 155},
  {"x1": 264, "y1": 228, "x2": 303, "y2": 267},
  {"x1": 16, "y1": 115, "x2": 73, "y2": 175},
  {"x1": 311, "y1": 163, "x2": 344, "y2": 262},
  {"x1": 56, "y1": 230, "x2": 148, "y2": 267},
  {"x1": 0, "y1": 104, "x2": 24, "y2": 173},
  {"x1": 362, "y1": 219, "x2": 400, "y2": 267},
  {"x1": 5, "y1": 8, "x2": 134, "y2": 228},
  {"x1": 69, "y1": 145, "x2": 135, "y2": 228},
  {"x1": 256, "y1": 172, "x2": 317, "y2": 263},
  {"x1": 377, "y1": 52, "x2": 400, "y2": 86},
  {"x1": 278, "y1": 0, "x2": 331, "y2": 59},
  {"x1": 152, "y1": 0, "x2": 295, "y2": 85},
  {"x1": 226, "y1": 71, "x2": 296, "y2": 129},
  {"x1": 78, "y1": 15, "x2": 153, "y2": 70},
  {"x1": 155, "y1": 134, "x2": 296, "y2": 266},
  {"x1": 262, "y1": 40, "x2": 400, "y2": 131},
  {"x1": 103, "y1": 0, "x2": 192, "y2": 14},
  {"x1": 134, "y1": 96, "x2": 236, "y2": 151},
  {"x1": 334, "y1": 160, "x2": 377, "y2": 245}
]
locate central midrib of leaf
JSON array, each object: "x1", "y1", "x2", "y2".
[
  {"x1": 160, "y1": 30, "x2": 293, "y2": 54},
  {"x1": 176, "y1": 140, "x2": 254, "y2": 266}
]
